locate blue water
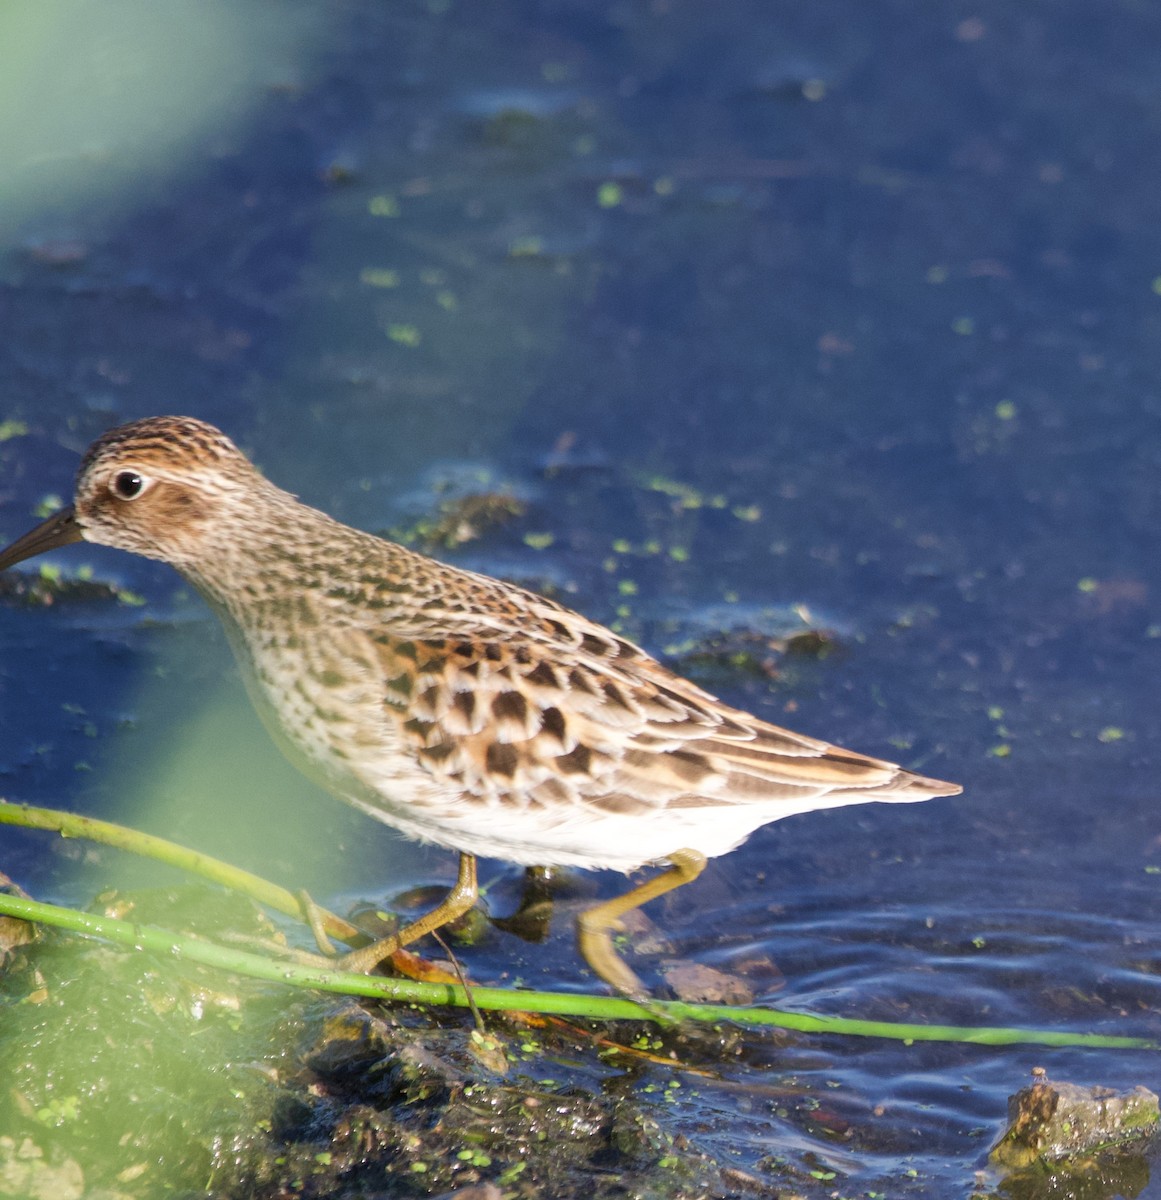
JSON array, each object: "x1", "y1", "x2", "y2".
[{"x1": 2, "y1": 1, "x2": 1161, "y2": 1194}]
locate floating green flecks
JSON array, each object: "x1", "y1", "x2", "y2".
[
  {"x1": 732, "y1": 504, "x2": 761, "y2": 522},
  {"x1": 669, "y1": 546, "x2": 690, "y2": 562},
  {"x1": 37, "y1": 1095, "x2": 80, "y2": 1125},
  {"x1": 987, "y1": 706, "x2": 1004, "y2": 720},
  {"x1": 1077, "y1": 577, "x2": 1098, "y2": 593},
  {"x1": 951, "y1": 316, "x2": 975, "y2": 335},
  {"x1": 994, "y1": 401, "x2": 1017, "y2": 420},
  {"x1": 1152, "y1": 276, "x2": 1161, "y2": 296},
  {"x1": 435, "y1": 290, "x2": 457, "y2": 310},
  {"x1": 617, "y1": 580, "x2": 638, "y2": 596},
  {"x1": 597, "y1": 181, "x2": 622, "y2": 208},
  {"x1": 386, "y1": 324, "x2": 421, "y2": 347},
  {"x1": 611, "y1": 538, "x2": 632, "y2": 554},
  {"x1": 644, "y1": 475, "x2": 706, "y2": 509},
  {"x1": 509, "y1": 236, "x2": 544, "y2": 257},
  {"x1": 0, "y1": 419, "x2": 28, "y2": 442},
  {"x1": 522, "y1": 532, "x2": 554, "y2": 550},
  {"x1": 926, "y1": 265, "x2": 949, "y2": 284},
  {"x1": 359, "y1": 268, "x2": 399, "y2": 288},
  {"x1": 34, "y1": 494, "x2": 64, "y2": 519},
  {"x1": 989, "y1": 744, "x2": 1012, "y2": 758},
  {"x1": 368, "y1": 194, "x2": 400, "y2": 217},
  {"x1": 1098, "y1": 727, "x2": 1125, "y2": 743}
]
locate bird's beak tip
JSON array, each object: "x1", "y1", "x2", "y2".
[{"x1": 0, "y1": 506, "x2": 84, "y2": 572}]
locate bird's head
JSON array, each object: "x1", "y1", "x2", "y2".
[{"x1": 0, "y1": 416, "x2": 265, "y2": 571}]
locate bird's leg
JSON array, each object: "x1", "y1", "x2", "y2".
[
  {"x1": 221, "y1": 889, "x2": 367, "y2": 964},
  {"x1": 335, "y1": 852, "x2": 479, "y2": 975},
  {"x1": 298, "y1": 889, "x2": 341, "y2": 956},
  {"x1": 490, "y1": 865, "x2": 560, "y2": 943},
  {"x1": 576, "y1": 848, "x2": 707, "y2": 997}
]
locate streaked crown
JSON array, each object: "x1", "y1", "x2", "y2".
[{"x1": 73, "y1": 416, "x2": 267, "y2": 564}]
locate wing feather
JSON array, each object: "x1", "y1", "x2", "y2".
[{"x1": 361, "y1": 593, "x2": 958, "y2": 821}]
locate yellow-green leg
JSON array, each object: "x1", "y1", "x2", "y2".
[
  {"x1": 298, "y1": 889, "x2": 343, "y2": 956},
  {"x1": 332, "y1": 852, "x2": 479, "y2": 975},
  {"x1": 576, "y1": 848, "x2": 707, "y2": 997}
]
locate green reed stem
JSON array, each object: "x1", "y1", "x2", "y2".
[
  {"x1": 0, "y1": 800, "x2": 363, "y2": 943},
  {"x1": 0, "y1": 892, "x2": 1153, "y2": 1047},
  {"x1": 0, "y1": 801, "x2": 1155, "y2": 1048}
]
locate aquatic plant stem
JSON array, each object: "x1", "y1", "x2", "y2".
[
  {"x1": 0, "y1": 800, "x2": 363, "y2": 943},
  {"x1": 0, "y1": 892, "x2": 1153, "y2": 1049}
]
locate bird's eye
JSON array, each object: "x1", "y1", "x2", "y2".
[{"x1": 112, "y1": 471, "x2": 146, "y2": 500}]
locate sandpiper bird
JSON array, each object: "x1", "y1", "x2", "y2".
[{"x1": 0, "y1": 417, "x2": 961, "y2": 994}]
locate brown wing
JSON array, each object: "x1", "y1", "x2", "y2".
[{"x1": 361, "y1": 587, "x2": 960, "y2": 819}]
